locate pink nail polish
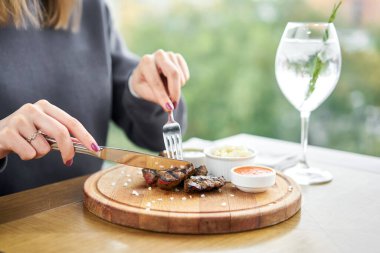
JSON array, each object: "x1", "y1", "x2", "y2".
[
  {"x1": 91, "y1": 143, "x2": 100, "y2": 152},
  {"x1": 65, "y1": 159, "x2": 73, "y2": 167},
  {"x1": 165, "y1": 102, "x2": 174, "y2": 111}
]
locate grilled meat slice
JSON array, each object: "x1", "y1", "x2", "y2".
[
  {"x1": 142, "y1": 168, "x2": 159, "y2": 186},
  {"x1": 142, "y1": 164, "x2": 212, "y2": 191},
  {"x1": 194, "y1": 165, "x2": 208, "y2": 176},
  {"x1": 184, "y1": 176, "x2": 226, "y2": 193},
  {"x1": 157, "y1": 164, "x2": 195, "y2": 190},
  {"x1": 158, "y1": 151, "x2": 168, "y2": 157}
]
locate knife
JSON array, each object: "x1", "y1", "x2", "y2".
[{"x1": 44, "y1": 136, "x2": 191, "y2": 171}]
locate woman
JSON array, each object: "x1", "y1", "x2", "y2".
[{"x1": 0, "y1": 0, "x2": 189, "y2": 195}]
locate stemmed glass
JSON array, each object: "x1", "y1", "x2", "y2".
[{"x1": 275, "y1": 22, "x2": 341, "y2": 185}]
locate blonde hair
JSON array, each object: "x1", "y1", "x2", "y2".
[{"x1": 0, "y1": 0, "x2": 82, "y2": 31}]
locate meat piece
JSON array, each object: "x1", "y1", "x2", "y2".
[
  {"x1": 142, "y1": 169, "x2": 158, "y2": 186},
  {"x1": 157, "y1": 164, "x2": 195, "y2": 190},
  {"x1": 184, "y1": 176, "x2": 226, "y2": 193},
  {"x1": 194, "y1": 165, "x2": 208, "y2": 176},
  {"x1": 142, "y1": 164, "x2": 213, "y2": 191},
  {"x1": 158, "y1": 151, "x2": 168, "y2": 157}
]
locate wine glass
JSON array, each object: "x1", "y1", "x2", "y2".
[{"x1": 275, "y1": 22, "x2": 341, "y2": 185}]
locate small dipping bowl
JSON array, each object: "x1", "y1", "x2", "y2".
[
  {"x1": 231, "y1": 165, "x2": 276, "y2": 193},
  {"x1": 204, "y1": 145, "x2": 256, "y2": 181},
  {"x1": 182, "y1": 148, "x2": 206, "y2": 167}
]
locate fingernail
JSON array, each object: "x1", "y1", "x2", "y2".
[
  {"x1": 91, "y1": 143, "x2": 100, "y2": 152},
  {"x1": 65, "y1": 159, "x2": 73, "y2": 167},
  {"x1": 173, "y1": 101, "x2": 177, "y2": 109},
  {"x1": 165, "y1": 102, "x2": 174, "y2": 111}
]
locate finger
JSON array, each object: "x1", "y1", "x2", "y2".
[
  {"x1": 30, "y1": 110, "x2": 74, "y2": 164},
  {"x1": 34, "y1": 100, "x2": 99, "y2": 152},
  {"x1": 4, "y1": 129, "x2": 36, "y2": 160},
  {"x1": 176, "y1": 53, "x2": 190, "y2": 82},
  {"x1": 18, "y1": 124, "x2": 51, "y2": 159},
  {"x1": 141, "y1": 55, "x2": 174, "y2": 111},
  {"x1": 167, "y1": 52, "x2": 186, "y2": 85},
  {"x1": 71, "y1": 137, "x2": 80, "y2": 143},
  {"x1": 129, "y1": 67, "x2": 156, "y2": 101},
  {"x1": 154, "y1": 50, "x2": 181, "y2": 105}
]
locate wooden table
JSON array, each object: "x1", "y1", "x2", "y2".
[{"x1": 1, "y1": 134, "x2": 380, "y2": 253}]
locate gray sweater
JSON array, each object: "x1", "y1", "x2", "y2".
[{"x1": 0, "y1": 0, "x2": 186, "y2": 195}]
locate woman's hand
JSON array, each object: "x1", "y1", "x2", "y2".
[
  {"x1": 0, "y1": 100, "x2": 99, "y2": 166},
  {"x1": 130, "y1": 49, "x2": 190, "y2": 111}
]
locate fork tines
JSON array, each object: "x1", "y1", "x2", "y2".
[{"x1": 163, "y1": 112, "x2": 183, "y2": 160}]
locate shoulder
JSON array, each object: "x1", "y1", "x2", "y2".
[
  {"x1": 81, "y1": 0, "x2": 113, "y2": 33},
  {"x1": 82, "y1": 0, "x2": 111, "y2": 18}
]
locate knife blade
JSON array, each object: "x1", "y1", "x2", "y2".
[
  {"x1": 44, "y1": 135, "x2": 191, "y2": 171},
  {"x1": 98, "y1": 147, "x2": 191, "y2": 170}
]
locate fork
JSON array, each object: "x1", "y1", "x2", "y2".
[{"x1": 163, "y1": 110, "x2": 183, "y2": 160}]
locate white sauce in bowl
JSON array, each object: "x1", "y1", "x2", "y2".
[{"x1": 211, "y1": 146, "x2": 253, "y2": 158}]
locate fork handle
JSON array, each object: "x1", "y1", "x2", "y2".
[
  {"x1": 168, "y1": 110, "x2": 175, "y2": 123},
  {"x1": 43, "y1": 135, "x2": 100, "y2": 158}
]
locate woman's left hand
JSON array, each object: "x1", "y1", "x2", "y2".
[{"x1": 130, "y1": 50, "x2": 190, "y2": 112}]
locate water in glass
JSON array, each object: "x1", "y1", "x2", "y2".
[{"x1": 275, "y1": 22, "x2": 341, "y2": 185}]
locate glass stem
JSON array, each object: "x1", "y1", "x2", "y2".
[{"x1": 300, "y1": 111, "x2": 310, "y2": 168}]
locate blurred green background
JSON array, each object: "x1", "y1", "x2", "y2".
[{"x1": 107, "y1": 0, "x2": 380, "y2": 156}]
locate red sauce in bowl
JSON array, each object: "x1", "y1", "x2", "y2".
[{"x1": 234, "y1": 166, "x2": 273, "y2": 175}]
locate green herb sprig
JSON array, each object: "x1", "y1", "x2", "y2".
[{"x1": 305, "y1": 1, "x2": 342, "y2": 100}]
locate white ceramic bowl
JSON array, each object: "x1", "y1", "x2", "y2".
[
  {"x1": 231, "y1": 165, "x2": 276, "y2": 193},
  {"x1": 182, "y1": 148, "x2": 206, "y2": 167},
  {"x1": 204, "y1": 145, "x2": 256, "y2": 181}
]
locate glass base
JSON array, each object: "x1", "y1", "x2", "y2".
[{"x1": 284, "y1": 163, "x2": 333, "y2": 185}]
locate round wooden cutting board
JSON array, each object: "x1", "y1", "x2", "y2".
[{"x1": 84, "y1": 165, "x2": 301, "y2": 234}]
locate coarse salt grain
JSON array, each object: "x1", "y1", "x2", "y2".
[
  {"x1": 221, "y1": 202, "x2": 227, "y2": 206},
  {"x1": 189, "y1": 195, "x2": 192, "y2": 199},
  {"x1": 127, "y1": 178, "x2": 132, "y2": 182},
  {"x1": 174, "y1": 188, "x2": 180, "y2": 192},
  {"x1": 170, "y1": 165, "x2": 174, "y2": 169},
  {"x1": 126, "y1": 174, "x2": 131, "y2": 177},
  {"x1": 137, "y1": 171, "x2": 143, "y2": 175},
  {"x1": 200, "y1": 194, "x2": 206, "y2": 198},
  {"x1": 123, "y1": 182, "x2": 128, "y2": 187},
  {"x1": 230, "y1": 194, "x2": 235, "y2": 197},
  {"x1": 157, "y1": 198, "x2": 163, "y2": 201},
  {"x1": 170, "y1": 197, "x2": 174, "y2": 201},
  {"x1": 146, "y1": 202, "x2": 152, "y2": 207},
  {"x1": 159, "y1": 165, "x2": 164, "y2": 168},
  {"x1": 152, "y1": 200, "x2": 156, "y2": 203},
  {"x1": 132, "y1": 190, "x2": 139, "y2": 196},
  {"x1": 145, "y1": 208, "x2": 150, "y2": 211},
  {"x1": 148, "y1": 187, "x2": 152, "y2": 191},
  {"x1": 182, "y1": 197, "x2": 187, "y2": 201},
  {"x1": 218, "y1": 189, "x2": 222, "y2": 193},
  {"x1": 111, "y1": 182, "x2": 116, "y2": 186},
  {"x1": 121, "y1": 171, "x2": 125, "y2": 174},
  {"x1": 180, "y1": 165, "x2": 185, "y2": 169}
]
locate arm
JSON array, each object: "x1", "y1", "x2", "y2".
[{"x1": 0, "y1": 157, "x2": 7, "y2": 173}]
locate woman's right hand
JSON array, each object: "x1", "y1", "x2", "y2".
[{"x1": 0, "y1": 100, "x2": 99, "y2": 166}]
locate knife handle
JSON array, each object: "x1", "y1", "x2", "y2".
[{"x1": 43, "y1": 134, "x2": 100, "y2": 158}]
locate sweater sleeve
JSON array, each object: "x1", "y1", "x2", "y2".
[
  {"x1": 105, "y1": 4, "x2": 187, "y2": 152},
  {"x1": 0, "y1": 157, "x2": 7, "y2": 174}
]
